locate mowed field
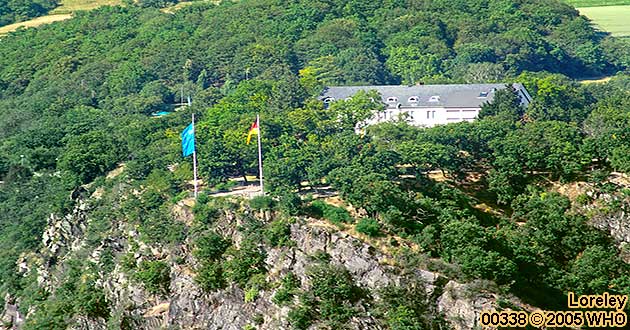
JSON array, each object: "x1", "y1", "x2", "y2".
[
  {"x1": 566, "y1": 0, "x2": 630, "y2": 6},
  {"x1": 50, "y1": 0, "x2": 122, "y2": 14},
  {"x1": 0, "y1": 0, "x2": 121, "y2": 35},
  {"x1": 578, "y1": 5, "x2": 630, "y2": 37}
]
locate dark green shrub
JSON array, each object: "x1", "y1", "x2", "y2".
[
  {"x1": 135, "y1": 260, "x2": 171, "y2": 295},
  {"x1": 302, "y1": 200, "x2": 325, "y2": 218},
  {"x1": 355, "y1": 218, "x2": 381, "y2": 237},
  {"x1": 307, "y1": 264, "x2": 363, "y2": 326},
  {"x1": 197, "y1": 193, "x2": 209, "y2": 204},
  {"x1": 193, "y1": 202, "x2": 220, "y2": 224},
  {"x1": 224, "y1": 242, "x2": 267, "y2": 287},
  {"x1": 287, "y1": 295, "x2": 317, "y2": 330},
  {"x1": 138, "y1": 211, "x2": 185, "y2": 244},
  {"x1": 322, "y1": 205, "x2": 351, "y2": 225},
  {"x1": 264, "y1": 219, "x2": 294, "y2": 248},
  {"x1": 272, "y1": 273, "x2": 300, "y2": 306},
  {"x1": 75, "y1": 280, "x2": 110, "y2": 319},
  {"x1": 194, "y1": 231, "x2": 230, "y2": 262},
  {"x1": 305, "y1": 201, "x2": 351, "y2": 225},
  {"x1": 250, "y1": 195, "x2": 274, "y2": 210},
  {"x1": 195, "y1": 262, "x2": 225, "y2": 292},
  {"x1": 308, "y1": 264, "x2": 362, "y2": 304},
  {"x1": 376, "y1": 283, "x2": 434, "y2": 329},
  {"x1": 277, "y1": 191, "x2": 303, "y2": 215}
]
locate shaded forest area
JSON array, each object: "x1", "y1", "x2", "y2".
[{"x1": 0, "y1": 0, "x2": 59, "y2": 26}]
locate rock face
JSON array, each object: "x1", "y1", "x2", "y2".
[
  {"x1": 165, "y1": 221, "x2": 404, "y2": 330},
  {"x1": 38, "y1": 196, "x2": 90, "y2": 292},
  {"x1": 584, "y1": 182, "x2": 630, "y2": 263},
  {"x1": 1, "y1": 197, "x2": 523, "y2": 330},
  {"x1": 438, "y1": 281, "x2": 496, "y2": 330},
  {"x1": 0, "y1": 295, "x2": 23, "y2": 330},
  {"x1": 590, "y1": 209, "x2": 630, "y2": 263}
]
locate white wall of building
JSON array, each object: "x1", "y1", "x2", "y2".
[{"x1": 363, "y1": 107, "x2": 481, "y2": 128}]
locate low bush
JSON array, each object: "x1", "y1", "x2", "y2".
[
  {"x1": 250, "y1": 195, "x2": 274, "y2": 210},
  {"x1": 135, "y1": 260, "x2": 171, "y2": 295},
  {"x1": 264, "y1": 219, "x2": 294, "y2": 247},
  {"x1": 304, "y1": 200, "x2": 352, "y2": 225},
  {"x1": 272, "y1": 273, "x2": 300, "y2": 306},
  {"x1": 195, "y1": 262, "x2": 225, "y2": 292},
  {"x1": 355, "y1": 218, "x2": 381, "y2": 237},
  {"x1": 194, "y1": 231, "x2": 230, "y2": 262},
  {"x1": 224, "y1": 242, "x2": 267, "y2": 287}
]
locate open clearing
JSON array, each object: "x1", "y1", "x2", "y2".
[
  {"x1": 0, "y1": 0, "x2": 121, "y2": 35},
  {"x1": 51, "y1": 0, "x2": 122, "y2": 14},
  {"x1": 566, "y1": 0, "x2": 630, "y2": 7},
  {"x1": 578, "y1": 5, "x2": 630, "y2": 37},
  {"x1": 579, "y1": 76, "x2": 613, "y2": 84},
  {"x1": 0, "y1": 14, "x2": 72, "y2": 35}
]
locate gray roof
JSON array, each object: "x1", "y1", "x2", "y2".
[{"x1": 320, "y1": 83, "x2": 531, "y2": 108}]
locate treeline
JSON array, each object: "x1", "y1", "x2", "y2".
[
  {"x1": 2, "y1": 0, "x2": 628, "y2": 188},
  {"x1": 0, "y1": 0, "x2": 58, "y2": 26}
]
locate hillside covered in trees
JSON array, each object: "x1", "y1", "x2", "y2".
[
  {"x1": 1, "y1": 0, "x2": 630, "y2": 329},
  {"x1": 0, "y1": 0, "x2": 59, "y2": 26}
]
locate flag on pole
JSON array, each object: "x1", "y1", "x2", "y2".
[
  {"x1": 246, "y1": 120, "x2": 259, "y2": 145},
  {"x1": 181, "y1": 123, "x2": 195, "y2": 157}
]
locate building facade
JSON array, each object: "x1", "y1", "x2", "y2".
[{"x1": 320, "y1": 83, "x2": 532, "y2": 127}]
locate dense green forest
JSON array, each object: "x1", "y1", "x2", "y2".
[
  {"x1": 1, "y1": 0, "x2": 630, "y2": 328},
  {"x1": 0, "y1": 0, "x2": 59, "y2": 26}
]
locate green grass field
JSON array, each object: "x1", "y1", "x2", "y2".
[
  {"x1": 578, "y1": 5, "x2": 630, "y2": 37},
  {"x1": 566, "y1": 0, "x2": 630, "y2": 7},
  {"x1": 0, "y1": 0, "x2": 121, "y2": 35},
  {"x1": 50, "y1": 0, "x2": 122, "y2": 14}
]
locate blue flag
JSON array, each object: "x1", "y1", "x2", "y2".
[{"x1": 181, "y1": 123, "x2": 195, "y2": 157}]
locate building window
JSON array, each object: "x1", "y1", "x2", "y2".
[
  {"x1": 408, "y1": 96, "x2": 419, "y2": 103},
  {"x1": 323, "y1": 97, "x2": 335, "y2": 103},
  {"x1": 432, "y1": 111, "x2": 435, "y2": 119},
  {"x1": 386, "y1": 96, "x2": 398, "y2": 103},
  {"x1": 426, "y1": 111, "x2": 430, "y2": 119},
  {"x1": 429, "y1": 95, "x2": 440, "y2": 102},
  {"x1": 478, "y1": 91, "x2": 489, "y2": 98}
]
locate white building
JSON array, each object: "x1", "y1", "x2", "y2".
[{"x1": 320, "y1": 83, "x2": 532, "y2": 128}]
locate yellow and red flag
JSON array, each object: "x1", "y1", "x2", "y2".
[{"x1": 246, "y1": 119, "x2": 259, "y2": 144}]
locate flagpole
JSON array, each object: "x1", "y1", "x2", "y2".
[
  {"x1": 256, "y1": 114, "x2": 264, "y2": 196},
  {"x1": 192, "y1": 113, "x2": 198, "y2": 198}
]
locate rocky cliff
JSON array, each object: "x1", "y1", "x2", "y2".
[{"x1": 1, "y1": 188, "x2": 530, "y2": 330}]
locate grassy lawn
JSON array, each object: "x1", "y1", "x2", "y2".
[
  {"x1": 0, "y1": 0, "x2": 122, "y2": 35},
  {"x1": 566, "y1": 0, "x2": 630, "y2": 7},
  {"x1": 578, "y1": 5, "x2": 630, "y2": 37},
  {"x1": 51, "y1": 0, "x2": 122, "y2": 14}
]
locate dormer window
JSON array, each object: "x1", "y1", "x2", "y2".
[
  {"x1": 408, "y1": 96, "x2": 419, "y2": 103},
  {"x1": 478, "y1": 91, "x2": 489, "y2": 98},
  {"x1": 386, "y1": 96, "x2": 398, "y2": 103},
  {"x1": 323, "y1": 97, "x2": 335, "y2": 103},
  {"x1": 428, "y1": 95, "x2": 440, "y2": 102}
]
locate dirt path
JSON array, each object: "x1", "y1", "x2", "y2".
[{"x1": 0, "y1": 14, "x2": 72, "y2": 35}]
